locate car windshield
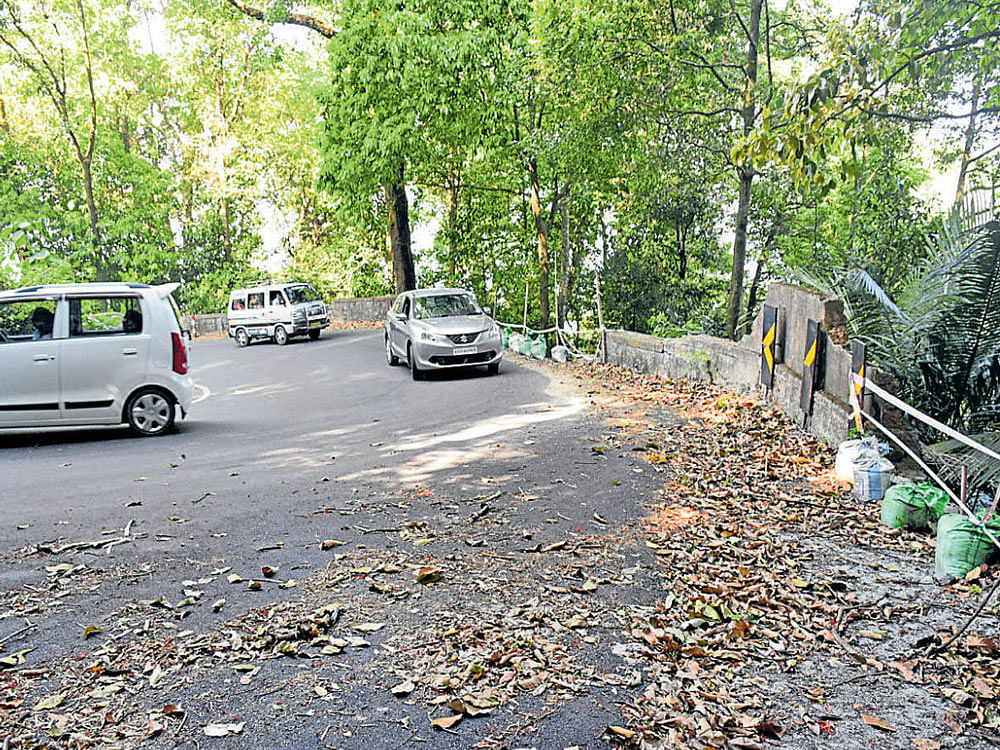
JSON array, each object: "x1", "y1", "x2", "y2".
[
  {"x1": 413, "y1": 293, "x2": 480, "y2": 319},
  {"x1": 285, "y1": 285, "x2": 322, "y2": 304}
]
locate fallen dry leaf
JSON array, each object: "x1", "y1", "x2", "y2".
[
  {"x1": 861, "y1": 714, "x2": 896, "y2": 732},
  {"x1": 431, "y1": 714, "x2": 462, "y2": 730},
  {"x1": 204, "y1": 721, "x2": 245, "y2": 737}
]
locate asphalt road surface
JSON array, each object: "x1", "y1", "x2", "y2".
[
  {"x1": 0, "y1": 329, "x2": 557, "y2": 565},
  {"x1": 0, "y1": 330, "x2": 660, "y2": 749}
]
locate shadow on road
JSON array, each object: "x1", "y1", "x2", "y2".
[{"x1": 0, "y1": 420, "x2": 222, "y2": 449}]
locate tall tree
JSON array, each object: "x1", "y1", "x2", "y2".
[
  {"x1": 222, "y1": 0, "x2": 417, "y2": 293},
  {"x1": 0, "y1": 0, "x2": 104, "y2": 276}
]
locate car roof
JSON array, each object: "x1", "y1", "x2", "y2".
[
  {"x1": 409, "y1": 287, "x2": 474, "y2": 298},
  {"x1": 0, "y1": 282, "x2": 151, "y2": 299},
  {"x1": 0, "y1": 282, "x2": 180, "y2": 302},
  {"x1": 230, "y1": 282, "x2": 310, "y2": 294}
]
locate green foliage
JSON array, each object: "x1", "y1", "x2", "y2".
[{"x1": 810, "y1": 193, "x2": 1000, "y2": 432}]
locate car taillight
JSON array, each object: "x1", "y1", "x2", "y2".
[{"x1": 172, "y1": 332, "x2": 188, "y2": 374}]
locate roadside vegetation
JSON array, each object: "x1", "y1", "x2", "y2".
[{"x1": 0, "y1": 0, "x2": 995, "y2": 339}]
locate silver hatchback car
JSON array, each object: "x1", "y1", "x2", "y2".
[{"x1": 385, "y1": 288, "x2": 502, "y2": 380}]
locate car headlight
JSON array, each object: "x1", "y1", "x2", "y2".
[
  {"x1": 420, "y1": 331, "x2": 443, "y2": 343},
  {"x1": 486, "y1": 322, "x2": 499, "y2": 337}
]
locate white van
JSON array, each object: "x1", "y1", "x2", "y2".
[
  {"x1": 227, "y1": 282, "x2": 329, "y2": 347},
  {"x1": 0, "y1": 282, "x2": 194, "y2": 436}
]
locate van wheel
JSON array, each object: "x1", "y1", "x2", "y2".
[
  {"x1": 408, "y1": 343, "x2": 423, "y2": 381},
  {"x1": 235, "y1": 328, "x2": 249, "y2": 347},
  {"x1": 126, "y1": 388, "x2": 175, "y2": 437},
  {"x1": 308, "y1": 329, "x2": 321, "y2": 340},
  {"x1": 273, "y1": 326, "x2": 288, "y2": 346}
]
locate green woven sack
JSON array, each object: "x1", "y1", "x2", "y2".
[
  {"x1": 881, "y1": 491, "x2": 927, "y2": 530},
  {"x1": 880, "y1": 483, "x2": 950, "y2": 530},
  {"x1": 526, "y1": 336, "x2": 547, "y2": 359},
  {"x1": 935, "y1": 513, "x2": 1000, "y2": 579},
  {"x1": 501, "y1": 327, "x2": 511, "y2": 348}
]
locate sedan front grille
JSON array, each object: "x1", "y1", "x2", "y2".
[
  {"x1": 447, "y1": 332, "x2": 480, "y2": 345},
  {"x1": 430, "y1": 351, "x2": 495, "y2": 366}
]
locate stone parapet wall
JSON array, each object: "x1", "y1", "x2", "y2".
[
  {"x1": 327, "y1": 295, "x2": 394, "y2": 322},
  {"x1": 189, "y1": 313, "x2": 227, "y2": 337},
  {"x1": 604, "y1": 283, "x2": 886, "y2": 447}
]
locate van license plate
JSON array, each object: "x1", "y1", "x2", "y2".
[
  {"x1": 453, "y1": 346, "x2": 476, "y2": 356},
  {"x1": 310, "y1": 320, "x2": 321, "y2": 327}
]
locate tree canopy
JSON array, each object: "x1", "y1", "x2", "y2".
[{"x1": 0, "y1": 0, "x2": 995, "y2": 362}]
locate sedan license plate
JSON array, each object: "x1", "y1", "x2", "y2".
[{"x1": 453, "y1": 345, "x2": 476, "y2": 356}]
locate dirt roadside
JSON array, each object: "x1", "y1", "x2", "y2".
[{"x1": 1, "y1": 357, "x2": 996, "y2": 749}]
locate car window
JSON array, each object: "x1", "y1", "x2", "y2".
[
  {"x1": 68, "y1": 296, "x2": 143, "y2": 337},
  {"x1": 270, "y1": 290, "x2": 286, "y2": 306},
  {"x1": 248, "y1": 293, "x2": 264, "y2": 309},
  {"x1": 285, "y1": 285, "x2": 321, "y2": 304},
  {"x1": 401, "y1": 297, "x2": 410, "y2": 317},
  {"x1": 413, "y1": 294, "x2": 480, "y2": 319},
  {"x1": 0, "y1": 299, "x2": 56, "y2": 343},
  {"x1": 230, "y1": 296, "x2": 246, "y2": 311}
]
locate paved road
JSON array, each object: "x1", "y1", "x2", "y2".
[
  {"x1": 1, "y1": 330, "x2": 556, "y2": 565},
  {"x1": 0, "y1": 330, "x2": 658, "y2": 749}
]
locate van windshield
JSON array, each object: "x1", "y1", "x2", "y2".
[{"x1": 285, "y1": 285, "x2": 322, "y2": 304}]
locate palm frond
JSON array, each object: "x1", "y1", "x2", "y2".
[{"x1": 844, "y1": 268, "x2": 908, "y2": 322}]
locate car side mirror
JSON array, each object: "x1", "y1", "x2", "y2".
[
  {"x1": 395, "y1": 312, "x2": 407, "y2": 321},
  {"x1": 483, "y1": 306, "x2": 492, "y2": 316}
]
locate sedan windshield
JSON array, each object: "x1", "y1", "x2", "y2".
[
  {"x1": 413, "y1": 293, "x2": 480, "y2": 319},
  {"x1": 285, "y1": 285, "x2": 322, "y2": 304}
]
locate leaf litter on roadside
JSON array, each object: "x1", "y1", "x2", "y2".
[{"x1": 2, "y1": 360, "x2": 999, "y2": 748}]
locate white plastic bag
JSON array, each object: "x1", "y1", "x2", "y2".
[
  {"x1": 852, "y1": 441, "x2": 895, "y2": 501},
  {"x1": 835, "y1": 439, "x2": 862, "y2": 482}
]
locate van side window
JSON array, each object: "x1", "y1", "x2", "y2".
[
  {"x1": 231, "y1": 297, "x2": 246, "y2": 311},
  {"x1": 270, "y1": 291, "x2": 286, "y2": 306},
  {"x1": 248, "y1": 293, "x2": 264, "y2": 309},
  {"x1": 69, "y1": 297, "x2": 142, "y2": 337},
  {"x1": 0, "y1": 299, "x2": 56, "y2": 343}
]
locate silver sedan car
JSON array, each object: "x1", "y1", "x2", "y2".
[{"x1": 385, "y1": 288, "x2": 503, "y2": 380}]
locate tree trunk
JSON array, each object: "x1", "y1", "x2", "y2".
[
  {"x1": 385, "y1": 172, "x2": 416, "y2": 293},
  {"x1": 118, "y1": 111, "x2": 132, "y2": 154},
  {"x1": 448, "y1": 175, "x2": 459, "y2": 277},
  {"x1": 955, "y1": 74, "x2": 981, "y2": 207},
  {"x1": 0, "y1": 82, "x2": 8, "y2": 133},
  {"x1": 526, "y1": 157, "x2": 551, "y2": 330},
  {"x1": 81, "y1": 158, "x2": 103, "y2": 280},
  {"x1": 221, "y1": 195, "x2": 233, "y2": 262},
  {"x1": 677, "y1": 221, "x2": 689, "y2": 280},
  {"x1": 727, "y1": 167, "x2": 754, "y2": 338},
  {"x1": 557, "y1": 189, "x2": 571, "y2": 328},
  {"x1": 725, "y1": 0, "x2": 762, "y2": 340}
]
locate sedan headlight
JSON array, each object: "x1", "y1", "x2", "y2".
[
  {"x1": 486, "y1": 322, "x2": 500, "y2": 337},
  {"x1": 420, "y1": 330, "x2": 444, "y2": 343}
]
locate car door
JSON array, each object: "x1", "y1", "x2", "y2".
[
  {"x1": 389, "y1": 295, "x2": 410, "y2": 356},
  {"x1": 228, "y1": 293, "x2": 249, "y2": 330},
  {"x1": 0, "y1": 297, "x2": 62, "y2": 426},
  {"x1": 58, "y1": 294, "x2": 151, "y2": 425},
  {"x1": 268, "y1": 289, "x2": 290, "y2": 325}
]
